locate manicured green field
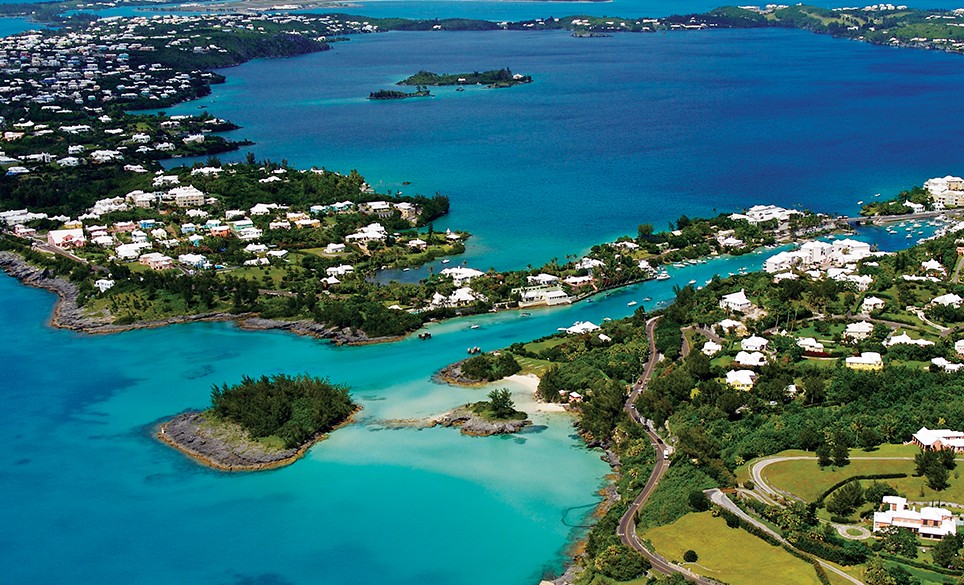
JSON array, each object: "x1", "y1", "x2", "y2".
[
  {"x1": 762, "y1": 445, "x2": 964, "y2": 504},
  {"x1": 643, "y1": 512, "x2": 822, "y2": 585},
  {"x1": 513, "y1": 355, "x2": 553, "y2": 376}
]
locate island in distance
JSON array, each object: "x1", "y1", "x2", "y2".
[
  {"x1": 398, "y1": 68, "x2": 532, "y2": 88},
  {"x1": 158, "y1": 374, "x2": 358, "y2": 471},
  {"x1": 369, "y1": 68, "x2": 532, "y2": 99}
]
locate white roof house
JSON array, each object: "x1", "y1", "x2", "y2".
[
  {"x1": 922, "y1": 259, "x2": 947, "y2": 275},
  {"x1": 912, "y1": 427, "x2": 964, "y2": 451},
  {"x1": 884, "y1": 332, "x2": 935, "y2": 347},
  {"x1": 725, "y1": 369, "x2": 757, "y2": 390},
  {"x1": 720, "y1": 289, "x2": 752, "y2": 313},
  {"x1": 797, "y1": 337, "x2": 825, "y2": 352},
  {"x1": 560, "y1": 321, "x2": 601, "y2": 335},
  {"x1": 956, "y1": 339, "x2": 964, "y2": 356},
  {"x1": 717, "y1": 318, "x2": 748, "y2": 335},
  {"x1": 845, "y1": 352, "x2": 883, "y2": 369},
  {"x1": 932, "y1": 293, "x2": 963, "y2": 308},
  {"x1": 326, "y1": 265, "x2": 354, "y2": 277},
  {"x1": 873, "y1": 496, "x2": 957, "y2": 538},
  {"x1": 527, "y1": 273, "x2": 560, "y2": 286},
  {"x1": 702, "y1": 340, "x2": 722, "y2": 356},
  {"x1": 932, "y1": 357, "x2": 964, "y2": 373},
  {"x1": 741, "y1": 336, "x2": 768, "y2": 352},
  {"x1": 439, "y1": 267, "x2": 485, "y2": 285},
  {"x1": 844, "y1": 321, "x2": 875, "y2": 340},
  {"x1": 734, "y1": 351, "x2": 767, "y2": 367},
  {"x1": 861, "y1": 296, "x2": 886, "y2": 313}
]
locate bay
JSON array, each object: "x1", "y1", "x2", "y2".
[{"x1": 161, "y1": 28, "x2": 964, "y2": 270}]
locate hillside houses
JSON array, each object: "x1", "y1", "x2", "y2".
[{"x1": 925, "y1": 175, "x2": 964, "y2": 208}]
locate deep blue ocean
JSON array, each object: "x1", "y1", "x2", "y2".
[
  {"x1": 161, "y1": 28, "x2": 964, "y2": 269},
  {"x1": 3, "y1": 4, "x2": 964, "y2": 585}
]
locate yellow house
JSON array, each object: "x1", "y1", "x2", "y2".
[{"x1": 845, "y1": 352, "x2": 883, "y2": 371}]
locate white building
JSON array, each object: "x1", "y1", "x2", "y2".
[
  {"x1": 560, "y1": 321, "x2": 600, "y2": 335},
  {"x1": 884, "y1": 332, "x2": 935, "y2": 347},
  {"x1": 844, "y1": 321, "x2": 875, "y2": 341},
  {"x1": 741, "y1": 336, "x2": 769, "y2": 352},
  {"x1": 439, "y1": 267, "x2": 485, "y2": 286},
  {"x1": 720, "y1": 289, "x2": 752, "y2": 313},
  {"x1": 873, "y1": 496, "x2": 957, "y2": 538},
  {"x1": 734, "y1": 351, "x2": 767, "y2": 367},
  {"x1": 702, "y1": 340, "x2": 722, "y2": 356}
]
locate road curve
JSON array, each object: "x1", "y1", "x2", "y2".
[
  {"x1": 616, "y1": 316, "x2": 712, "y2": 584},
  {"x1": 750, "y1": 455, "x2": 915, "y2": 503}
]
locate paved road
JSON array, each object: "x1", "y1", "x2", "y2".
[
  {"x1": 706, "y1": 489, "x2": 865, "y2": 585},
  {"x1": 616, "y1": 316, "x2": 712, "y2": 584}
]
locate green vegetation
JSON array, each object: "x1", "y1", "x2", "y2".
[
  {"x1": 459, "y1": 352, "x2": 522, "y2": 382},
  {"x1": 398, "y1": 68, "x2": 532, "y2": 88},
  {"x1": 368, "y1": 88, "x2": 432, "y2": 100},
  {"x1": 210, "y1": 373, "x2": 355, "y2": 448},
  {"x1": 468, "y1": 388, "x2": 527, "y2": 421},
  {"x1": 861, "y1": 187, "x2": 931, "y2": 217}
]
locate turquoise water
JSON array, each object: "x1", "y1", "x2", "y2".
[
  {"x1": 1, "y1": 246, "x2": 783, "y2": 584},
  {"x1": 6, "y1": 11, "x2": 964, "y2": 585},
  {"x1": 160, "y1": 28, "x2": 964, "y2": 270},
  {"x1": 0, "y1": 17, "x2": 44, "y2": 36}
]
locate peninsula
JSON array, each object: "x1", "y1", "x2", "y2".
[{"x1": 158, "y1": 373, "x2": 357, "y2": 471}]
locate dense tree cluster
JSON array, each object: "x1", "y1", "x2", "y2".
[
  {"x1": 459, "y1": 352, "x2": 521, "y2": 382},
  {"x1": 210, "y1": 374, "x2": 355, "y2": 448}
]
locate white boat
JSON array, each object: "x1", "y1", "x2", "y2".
[
  {"x1": 857, "y1": 200, "x2": 863, "y2": 205},
  {"x1": 656, "y1": 272, "x2": 670, "y2": 280},
  {"x1": 688, "y1": 279, "x2": 696, "y2": 285},
  {"x1": 403, "y1": 267, "x2": 410, "y2": 271},
  {"x1": 627, "y1": 301, "x2": 637, "y2": 307},
  {"x1": 441, "y1": 259, "x2": 450, "y2": 264},
  {"x1": 470, "y1": 324, "x2": 479, "y2": 329}
]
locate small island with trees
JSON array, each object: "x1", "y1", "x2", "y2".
[
  {"x1": 368, "y1": 87, "x2": 432, "y2": 100},
  {"x1": 158, "y1": 373, "x2": 357, "y2": 471},
  {"x1": 435, "y1": 388, "x2": 531, "y2": 436},
  {"x1": 398, "y1": 68, "x2": 532, "y2": 89}
]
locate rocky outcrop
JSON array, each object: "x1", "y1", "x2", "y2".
[
  {"x1": 157, "y1": 408, "x2": 358, "y2": 471},
  {"x1": 373, "y1": 406, "x2": 532, "y2": 436},
  {"x1": 434, "y1": 407, "x2": 532, "y2": 436},
  {"x1": 158, "y1": 411, "x2": 301, "y2": 471},
  {"x1": 434, "y1": 360, "x2": 488, "y2": 387}
]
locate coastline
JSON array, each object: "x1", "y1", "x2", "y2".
[
  {"x1": 0, "y1": 250, "x2": 400, "y2": 345},
  {"x1": 157, "y1": 406, "x2": 362, "y2": 472}
]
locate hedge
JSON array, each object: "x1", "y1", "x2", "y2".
[{"x1": 814, "y1": 473, "x2": 908, "y2": 505}]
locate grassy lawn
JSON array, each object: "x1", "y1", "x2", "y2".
[
  {"x1": 513, "y1": 355, "x2": 553, "y2": 377},
  {"x1": 223, "y1": 265, "x2": 290, "y2": 287},
  {"x1": 523, "y1": 337, "x2": 567, "y2": 354},
  {"x1": 762, "y1": 445, "x2": 964, "y2": 504},
  {"x1": 644, "y1": 512, "x2": 822, "y2": 585}
]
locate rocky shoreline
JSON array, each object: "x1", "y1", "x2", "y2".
[
  {"x1": 157, "y1": 408, "x2": 359, "y2": 471},
  {"x1": 0, "y1": 251, "x2": 399, "y2": 345},
  {"x1": 433, "y1": 360, "x2": 490, "y2": 387}
]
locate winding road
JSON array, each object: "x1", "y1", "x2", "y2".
[
  {"x1": 614, "y1": 319, "x2": 867, "y2": 584},
  {"x1": 616, "y1": 316, "x2": 711, "y2": 584}
]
